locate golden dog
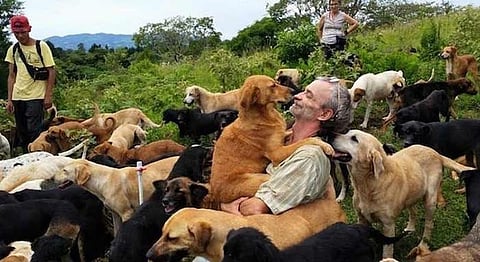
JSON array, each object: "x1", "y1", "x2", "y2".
[
  {"x1": 81, "y1": 105, "x2": 160, "y2": 129},
  {"x1": 53, "y1": 157, "x2": 179, "y2": 233},
  {"x1": 210, "y1": 75, "x2": 333, "y2": 203},
  {"x1": 183, "y1": 85, "x2": 241, "y2": 113},
  {"x1": 407, "y1": 213, "x2": 480, "y2": 261},
  {"x1": 90, "y1": 139, "x2": 185, "y2": 165},
  {"x1": 147, "y1": 196, "x2": 345, "y2": 262},
  {"x1": 107, "y1": 123, "x2": 147, "y2": 150},
  {"x1": 440, "y1": 45, "x2": 479, "y2": 82},
  {"x1": 331, "y1": 129, "x2": 475, "y2": 258},
  {"x1": 27, "y1": 129, "x2": 72, "y2": 154}
]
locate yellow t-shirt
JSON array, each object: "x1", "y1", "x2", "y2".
[{"x1": 4, "y1": 41, "x2": 55, "y2": 100}]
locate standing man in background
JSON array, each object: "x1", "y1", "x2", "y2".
[
  {"x1": 4, "y1": 15, "x2": 56, "y2": 153},
  {"x1": 317, "y1": 0, "x2": 359, "y2": 60}
]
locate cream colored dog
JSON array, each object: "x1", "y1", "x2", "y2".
[
  {"x1": 82, "y1": 106, "x2": 160, "y2": 129},
  {"x1": 107, "y1": 123, "x2": 147, "y2": 150},
  {"x1": 183, "y1": 85, "x2": 241, "y2": 113},
  {"x1": 0, "y1": 156, "x2": 74, "y2": 192},
  {"x1": 146, "y1": 196, "x2": 346, "y2": 262},
  {"x1": 331, "y1": 129, "x2": 475, "y2": 258},
  {"x1": 349, "y1": 70, "x2": 406, "y2": 128},
  {"x1": 53, "y1": 157, "x2": 179, "y2": 233},
  {"x1": 0, "y1": 241, "x2": 33, "y2": 262},
  {"x1": 274, "y1": 68, "x2": 301, "y2": 86}
]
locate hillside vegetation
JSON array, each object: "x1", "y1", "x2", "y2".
[{"x1": 2, "y1": 6, "x2": 480, "y2": 261}]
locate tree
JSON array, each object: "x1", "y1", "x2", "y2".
[
  {"x1": 133, "y1": 16, "x2": 221, "y2": 62},
  {"x1": 0, "y1": 0, "x2": 23, "y2": 99},
  {"x1": 227, "y1": 17, "x2": 279, "y2": 55}
]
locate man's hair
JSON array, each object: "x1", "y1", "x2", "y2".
[{"x1": 318, "y1": 78, "x2": 352, "y2": 135}]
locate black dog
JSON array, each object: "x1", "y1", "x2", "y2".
[
  {"x1": 108, "y1": 178, "x2": 208, "y2": 262},
  {"x1": 276, "y1": 75, "x2": 303, "y2": 111},
  {"x1": 163, "y1": 108, "x2": 238, "y2": 141},
  {"x1": 392, "y1": 90, "x2": 449, "y2": 134},
  {"x1": 394, "y1": 78, "x2": 477, "y2": 118},
  {"x1": 31, "y1": 234, "x2": 73, "y2": 262},
  {"x1": 223, "y1": 223, "x2": 403, "y2": 262},
  {"x1": 460, "y1": 170, "x2": 480, "y2": 229},
  {"x1": 167, "y1": 144, "x2": 213, "y2": 183},
  {"x1": 396, "y1": 120, "x2": 480, "y2": 169}
]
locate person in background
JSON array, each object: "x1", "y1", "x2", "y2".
[
  {"x1": 317, "y1": 0, "x2": 359, "y2": 60},
  {"x1": 4, "y1": 15, "x2": 56, "y2": 153},
  {"x1": 221, "y1": 77, "x2": 352, "y2": 215}
]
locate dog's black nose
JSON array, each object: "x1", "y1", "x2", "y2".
[{"x1": 161, "y1": 198, "x2": 169, "y2": 206}]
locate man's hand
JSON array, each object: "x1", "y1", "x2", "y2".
[
  {"x1": 239, "y1": 197, "x2": 271, "y2": 215},
  {"x1": 220, "y1": 197, "x2": 249, "y2": 216},
  {"x1": 6, "y1": 101, "x2": 14, "y2": 114}
]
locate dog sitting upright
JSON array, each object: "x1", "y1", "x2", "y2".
[
  {"x1": 349, "y1": 70, "x2": 406, "y2": 128},
  {"x1": 440, "y1": 45, "x2": 479, "y2": 82}
]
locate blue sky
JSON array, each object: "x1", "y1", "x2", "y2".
[{"x1": 16, "y1": 0, "x2": 480, "y2": 40}]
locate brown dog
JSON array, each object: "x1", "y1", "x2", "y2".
[
  {"x1": 146, "y1": 196, "x2": 346, "y2": 262},
  {"x1": 53, "y1": 157, "x2": 179, "y2": 233},
  {"x1": 27, "y1": 128, "x2": 72, "y2": 154},
  {"x1": 331, "y1": 129, "x2": 475, "y2": 258},
  {"x1": 82, "y1": 105, "x2": 160, "y2": 129},
  {"x1": 210, "y1": 75, "x2": 333, "y2": 203},
  {"x1": 90, "y1": 139, "x2": 185, "y2": 165},
  {"x1": 183, "y1": 85, "x2": 241, "y2": 113},
  {"x1": 107, "y1": 123, "x2": 147, "y2": 150},
  {"x1": 440, "y1": 45, "x2": 479, "y2": 81},
  {"x1": 407, "y1": 213, "x2": 480, "y2": 261}
]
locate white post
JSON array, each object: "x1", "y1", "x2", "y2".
[{"x1": 136, "y1": 161, "x2": 144, "y2": 205}]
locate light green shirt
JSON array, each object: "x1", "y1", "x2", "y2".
[{"x1": 255, "y1": 144, "x2": 331, "y2": 214}]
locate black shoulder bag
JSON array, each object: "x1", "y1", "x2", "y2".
[{"x1": 13, "y1": 40, "x2": 49, "y2": 81}]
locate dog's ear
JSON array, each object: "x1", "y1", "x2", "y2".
[
  {"x1": 188, "y1": 221, "x2": 212, "y2": 252},
  {"x1": 190, "y1": 183, "x2": 209, "y2": 206},
  {"x1": 240, "y1": 84, "x2": 260, "y2": 110},
  {"x1": 76, "y1": 164, "x2": 91, "y2": 185},
  {"x1": 368, "y1": 149, "x2": 384, "y2": 178},
  {"x1": 352, "y1": 89, "x2": 365, "y2": 103},
  {"x1": 406, "y1": 244, "x2": 431, "y2": 259},
  {"x1": 153, "y1": 179, "x2": 168, "y2": 193}
]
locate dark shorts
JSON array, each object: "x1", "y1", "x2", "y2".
[{"x1": 12, "y1": 99, "x2": 44, "y2": 150}]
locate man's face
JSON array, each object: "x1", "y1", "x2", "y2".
[
  {"x1": 289, "y1": 81, "x2": 333, "y2": 121},
  {"x1": 13, "y1": 31, "x2": 30, "y2": 45}
]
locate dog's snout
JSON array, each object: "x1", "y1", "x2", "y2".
[{"x1": 161, "y1": 198, "x2": 169, "y2": 206}]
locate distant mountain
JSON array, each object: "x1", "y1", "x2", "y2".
[{"x1": 45, "y1": 33, "x2": 135, "y2": 50}]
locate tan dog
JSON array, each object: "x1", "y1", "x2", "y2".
[
  {"x1": 147, "y1": 196, "x2": 346, "y2": 262},
  {"x1": 90, "y1": 139, "x2": 185, "y2": 165},
  {"x1": 0, "y1": 156, "x2": 74, "y2": 192},
  {"x1": 407, "y1": 213, "x2": 480, "y2": 261},
  {"x1": 82, "y1": 106, "x2": 160, "y2": 129},
  {"x1": 440, "y1": 45, "x2": 479, "y2": 81},
  {"x1": 107, "y1": 123, "x2": 147, "y2": 150},
  {"x1": 183, "y1": 85, "x2": 241, "y2": 113},
  {"x1": 275, "y1": 68, "x2": 301, "y2": 86},
  {"x1": 27, "y1": 129, "x2": 71, "y2": 154},
  {"x1": 53, "y1": 157, "x2": 179, "y2": 233},
  {"x1": 0, "y1": 241, "x2": 33, "y2": 262},
  {"x1": 210, "y1": 75, "x2": 333, "y2": 203},
  {"x1": 331, "y1": 129, "x2": 475, "y2": 258}
]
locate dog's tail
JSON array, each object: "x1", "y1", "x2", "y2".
[
  {"x1": 440, "y1": 155, "x2": 476, "y2": 174},
  {"x1": 427, "y1": 68, "x2": 435, "y2": 82},
  {"x1": 140, "y1": 113, "x2": 161, "y2": 129}
]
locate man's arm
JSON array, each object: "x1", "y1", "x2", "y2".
[
  {"x1": 44, "y1": 67, "x2": 56, "y2": 109},
  {"x1": 6, "y1": 63, "x2": 15, "y2": 114}
]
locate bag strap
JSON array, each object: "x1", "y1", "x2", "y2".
[
  {"x1": 35, "y1": 40, "x2": 46, "y2": 68},
  {"x1": 13, "y1": 42, "x2": 35, "y2": 79}
]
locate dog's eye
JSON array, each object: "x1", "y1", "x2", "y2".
[{"x1": 351, "y1": 136, "x2": 358, "y2": 142}]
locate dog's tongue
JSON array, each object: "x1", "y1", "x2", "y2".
[
  {"x1": 332, "y1": 151, "x2": 351, "y2": 162},
  {"x1": 164, "y1": 205, "x2": 175, "y2": 214}
]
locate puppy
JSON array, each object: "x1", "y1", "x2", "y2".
[
  {"x1": 183, "y1": 85, "x2": 241, "y2": 113},
  {"x1": 331, "y1": 129, "x2": 474, "y2": 258},
  {"x1": 167, "y1": 144, "x2": 213, "y2": 183},
  {"x1": 349, "y1": 70, "x2": 406, "y2": 128},
  {"x1": 31, "y1": 235, "x2": 73, "y2": 262},
  {"x1": 90, "y1": 139, "x2": 185, "y2": 165},
  {"x1": 223, "y1": 223, "x2": 403, "y2": 262},
  {"x1": 146, "y1": 196, "x2": 346, "y2": 262},
  {"x1": 274, "y1": 68, "x2": 301, "y2": 87},
  {"x1": 210, "y1": 75, "x2": 333, "y2": 203},
  {"x1": 107, "y1": 123, "x2": 147, "y2": 150},
  {"x1": 275, "y1": 74, "x2": 303, "y2": 111},
  {"x1": 440, "y1": 45, "x2": 479, "y2": 81},
  {"x1": 407, "y1": 213, "x2": 480, "y2": 261}
]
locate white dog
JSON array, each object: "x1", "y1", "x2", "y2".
[
  {"x1": 349, "y1": 70, "x2": 406, "y2": 128},
  {"x1": 0, "y1": 133, "x2": 10, "y2": 160}
]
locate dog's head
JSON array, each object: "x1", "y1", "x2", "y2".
[
  {"x1": 449, "y1": 78, "x2": 477, "y2": 95},
  {"x1": 214, "y1": 110, "x2": 238, "y2": 130},
  {"x1": 146, "y1": 209, "x2": 214, "y2": 260},
  {"x1": 239, "y1": 75, "x2": 291, "y2": 111},
  {"x1": 162, "y1": 108, "x2": 190, "y2": 125},
  {"x1": 440, "y1": 45, "x2": 457, "y2": 59},
  {"x1": 223, "y1": 227, "x2": 279, "y2": 262},
  {"x1": 31, "y1": 234, "x2": 73, "y2": 262},
  {"x1": 332, "y1": 129, "x2": 386, "y2": 178},
  {"x1": 89, "y1": 141, "x2": 113, "y2": 158},
  {"x1": 184, "y1": 85, "x2": 202, "y2": 105},
  {"x1": 157, "y1": 177, "x2": 209, "y2": 215},
  {"x1": 394, "y1": 120, "x2": 430, "y2": 148},
  {"x1": 56, "y1": 159, "x2": 91, "y2": 186},
  {"x1": 390, "y1": 70, "x2": 406, "y2": 91},
  {"x1": 349, "y1": 88, "x2": 365, "y2": 108}
]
